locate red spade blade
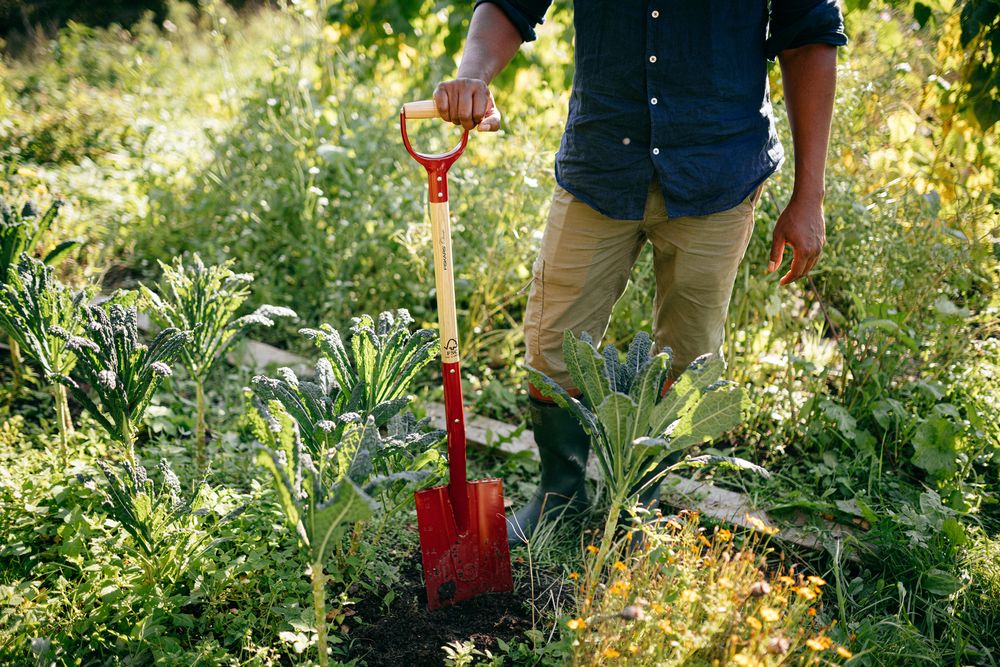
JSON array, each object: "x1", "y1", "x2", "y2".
[{"x1": 414, "y1": 478, "x2": 513, "y2": 610}]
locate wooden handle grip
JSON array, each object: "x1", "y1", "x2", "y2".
[{"x1": 402, "y1": 99, "x2": 440, "y2": 120}]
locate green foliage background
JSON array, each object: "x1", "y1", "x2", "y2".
[{"x1": 0, "y1": 0, "x2": 997, "y2": 664}]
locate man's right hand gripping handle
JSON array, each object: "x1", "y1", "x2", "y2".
[
  {"x1": 433, "y1": 3, "x2": 524, "y2": 133},
  {"x1": 433, "y1": 78, "x2": 502, "y2": 132}
]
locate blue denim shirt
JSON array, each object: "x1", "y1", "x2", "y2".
[{"x1": 478, "y1": 0, "x2": 847, "y2": 219}]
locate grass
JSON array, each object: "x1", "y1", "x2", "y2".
[{"x1": 0, "y1": 0, "x2": 998, "y2": 665}]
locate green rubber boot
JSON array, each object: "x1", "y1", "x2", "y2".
[{"x1": 507, "y1": 397, "x2": 591, "y2": 546}]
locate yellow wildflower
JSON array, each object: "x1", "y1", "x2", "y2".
[
  {"x1": 807, "y1": 607, "x2": 817, "y2": 617},
  {"x1": 657, "y1": 619, "x2": 672, "y2": 633},
  {"x1": 680, "y1": 590, "x2": 700, "y2": 604},
  {"x1": 745, "y1": 616, "x2": 762, "y2": 631},
  {"x1": 613, "y1": 561, "x2": 627, "y2": 572},
  {"x1": 602, "y1": 648, "x2": 621, "y2": 658},
  {"x1": 759, "y1": 607, "x2": 780, "y2": 623},
  {"x1": 717, "y1": 528, "x2": 733, "y2": 541},
  {"x1": 795, "y1": 586, "x2": 817, "y2": 601},
  {"x1": 608, "y1": 580, "x2": 630, "y2": 596},
  {"x1": 651, "y1": 602, "x2": 665, "y2": 613},
  {"x1": 807, "y1": 576, "x2": 827, "y2": 587},
  {"x1": 567, "y1": 618, "x2": 587, "y2": 630},
  {"x1": 628, "y1": 643, "x2": 639, "y2": 654},
  {"x1": 805, "y1": 639, "x2": 825, "y2": 651},
  {"x1": 698, "y1": 534, "x2": 713, "y2": 548},
  {"x1": 778, "y1": 575, "x2": 795, "y2": 586},
  {"x1": 568, "y1": 572, "x2": 580, "y2": 581},
  {"x1": 836, "y1": 646, "x2": 854, "y2": 659},
  {"x1": 586, "y1": 545, "x2": 599, "y2": 555}
]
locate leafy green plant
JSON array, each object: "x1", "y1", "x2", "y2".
[
  {"x1": 248, "y1": 310, "x2": 442, "y2": 666},
  {"x1": 251, "y1": 362, "x2": 442, "y2": 495},
  {"x1": 251, "y1": 359, "x2": 363, "y2": 455},
  {"x1": 96, "y1": 457, "x2": 222, "y2": 586},
  {"x1": 0, "y1": 197, "x2": 81, "y2": 390},
  {"x1": 140, "y1": 254, "x2": 297, "y2": 469},
  {"x1": 51, "y1": 301, "x2": 189, "y2": 464},
  {"x1": 253, "y1": 405, "x2": 401, "y2": 667},
  {"x1": 300, "y1": 309, "x2": 437, "y2": 426},
  {"x1": 528, "y1": 331, "x2": 767, "y2": 577},
  {"x1": 0, "y1": 198, "x2": 79, "y2": 282},
  {"x1": 0, "y1": 254, "x2": 93, "y2": 461}
]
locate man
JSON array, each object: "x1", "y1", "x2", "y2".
[{"x1": 433, "y1": 1, "x2": 846, "y2": 544}]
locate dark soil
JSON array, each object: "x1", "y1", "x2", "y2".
[{"x1": 350, "y1": 555, "x2": 535, "y2": 666}]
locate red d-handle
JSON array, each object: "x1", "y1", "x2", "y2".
[{"x1": 400, "y1": 101, "x2": 470, "y2": 202}]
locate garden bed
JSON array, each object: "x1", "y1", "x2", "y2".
[{"x1": 351, "y1": 553, "x2": 534, "y2": 665}]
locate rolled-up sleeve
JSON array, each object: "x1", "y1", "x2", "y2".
[
  {"x1": 474, "y1": 0, "x2": 552, "y2": 42},
  {"x1": 766, "y1": 0, "x2": 848, "y2": 60}
]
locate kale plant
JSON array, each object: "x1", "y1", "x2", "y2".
[
  {"x1": 0, "y1": 197, "x2": 80, "y2": 389},
  {"x1": 0, "y1": 197, "x2": 79, "y2": 282},
  {"x1": 0, "y1": 254, "x2": 93, "y2": 461},
  {"x1": 300, "y1": 309, "x2": 437, "y2": 426},
  {"x1": 250, "y1": 360, "x2": 444, "y2": 515},
  {"x1": 252, "y1": 405, "x2": 432, "y2": 667},
  {"x1": 51, "y1": 302, "x2": 189, "y2": 464},
  {"x1": 528, "y1": 330, "x2": 768, "y2": 572},
  {"x1": 140, "y1": 254, "x2": 296, "y2": 468},
  {"x1": 97, "y1": 458, "x2": 224, "y2": 586},
  {"x1": 250, "y1": 359, "x2": 357, "y2": 456},
  {"x1": 249, "y1": 307, "x2": 442, "y2": 667}
]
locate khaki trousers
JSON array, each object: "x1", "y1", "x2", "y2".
[{"x1": 524, "y1": 180, "x2": 761, "y2": 388}]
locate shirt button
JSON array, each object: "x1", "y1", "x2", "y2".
[
  {"x1": 650, "y1": 97, "x2": 658, "y2": 105},
  {"x1": 651, "y1": 10, "x2": 660, "y2": 18},
  {"x1": 649, "y1": 55, "x2": 657, "y2": 63},
  {"x1": 652, "y1": 148, "x2": 660, "y2": 156}
]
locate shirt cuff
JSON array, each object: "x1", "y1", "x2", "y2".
[
  {"x1": 766, "y1": 4, "x2": 848, "y2": 60},
  {"x1": 475, "y1": 0, "x2": 539, "y2": 42}
]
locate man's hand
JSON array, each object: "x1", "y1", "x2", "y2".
[
  {"x1": 433, "y1": 3, "x2": 521, "y2": 132},
  {"x1": 768, "y1": 195, "x2": 826, "y2": 285},
  {"x1": 774, "y1": 42, "x2": 837, "y2": 286},
  {"x1": 433, "y1": 78, "x2": 502, "y2": 132}
]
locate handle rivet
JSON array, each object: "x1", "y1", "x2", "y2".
[
  {"x1": 437, "y1": 176, "x2": 443, "y2": 182},
  {"x1": 453, "y1": 418, "x2": 460, "y2": 423},
  {"x1": 449, "y1": 368, "x2": 456, "y2": 374},
  {"x1": 438, "y1": 192, "x2": 444, "y2": 198}
]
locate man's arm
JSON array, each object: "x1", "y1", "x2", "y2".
[
  {"x1": 768, "y1": 43, "x2": 837, "y2": 285},
  {"x1": 434, "y1": 4, "x2": 524, "y2": 132}
]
